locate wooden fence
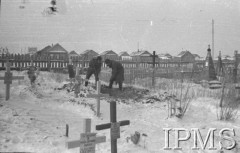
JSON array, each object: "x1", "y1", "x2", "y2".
[
  {"x1": 0, "y1": 53, "x2": 239, "y2": 85},
  {"x1": 0, "y1": 53, "x2": 235, "y2": 70}
]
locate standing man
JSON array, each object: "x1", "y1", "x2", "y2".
[
  {"x1": 85, "y1": 56, "x2": 102, "y2": 87},
  {"x1": 104, "y1": 59, "x2": 124, "y2": 90},
  {"x1": 67, "y1": 59, "x2": 75, "y2": 84}
]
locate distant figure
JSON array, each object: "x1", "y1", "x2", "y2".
[
  {"x1": 42, "y1": 0, "x2": 57, "y2": 16},
  {"x1": 67, "y1": 60, "x2": 75, "y2": 83},
  {"x1": 50, "y1": 0, "x2": 57, "y2": 12},
  {"x1": 105, "y1": 59, "x2": 124, "y2": 90},
  {"x1": 85, "y1": 56, "x2": 102, "y2": 87},
  {"x1": 27, "y1": 66, "x2": 37, "y2": 85}
]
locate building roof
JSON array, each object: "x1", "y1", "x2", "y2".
[
  {"x1": 176, "y1": 50, "x2": 192, "y2": 57},
  {"x1": 37, "y1": 43, "x2": 68, "y2": 54},
  {"x1": 165, "y1": 53, "x2": 172, "y2": 58},
  {"x1": 69, "y1": 50, "x2": 78, "y2": 55},
  {"x1": 193, "y1": 54, "x2": 201, "y2": 58},
  {"x1": 119, "y1": 51, "x2": 130, "y2": 56},
  {"x1": 131, "y1": 50, "x2": 152, "y2": 56},
  {"x1": 222, "y1": 55, "x2": 231, "y2": 59},
  {"x1": 100, "y1": 50, "x2": 118, "y2": 56},
  {"x1": 47, "y1": 43, "x2": 68, "y2": 53},
  {"x1": 81, "y1": 50, "x2": 99, "y2": 55},
  {"x1": 158, "y1": 53, "x2": 171, "y2": 59},
  {"x1": 38, "y1": 45, "x2": 52, "y2": 53}
]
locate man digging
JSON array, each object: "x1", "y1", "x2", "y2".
[
  {"x1": 104, "y1": 59, "x2": 124, "y2": 91},
  {"x1": 85, "y1": 56, "x2": 102, "y2": 88}
]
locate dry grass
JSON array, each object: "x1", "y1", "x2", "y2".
[
  {"x1": 217, "y1": 87, "x2": 240, "y2": 121},
  {"x1": 134, "y1": 77, "x2": 223, "y2": 99}
]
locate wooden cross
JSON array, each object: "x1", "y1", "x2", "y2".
[
  {"x1": 96, "y1": 101, "x2": 130, "y2": 153},
  {"x1": 66, "y1": 118, "x2": 106, "y2": 153},
  {"x1": 0, "y1": 61, "x2": 24, "y2": 100},
  {"x1": 151, "y1": 51, "x2": 157, "y2": 88},
  {"x1": 74, "y1": 67, "x2": 82, "y2": 98},
  {"x1": 87, "y1": 81, "x2": 109, "y2": 117}
]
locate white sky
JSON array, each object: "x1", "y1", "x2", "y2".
[{"x1": 0, "y1": 0, "x2": 240, "y2": 57}]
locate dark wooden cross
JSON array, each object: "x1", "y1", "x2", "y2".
[
  {"x1": 66, "y1": 118, "x2": 106, "y2": 153},
  {"x1": 0, "y1": 61, "x2": 24, "y2": 100},
  {"x1": 96, "y1": 101, "x2": 130, "y2": 153},
  {"x1": 151, "y1": 51, "x2": 157, "y2": 88},
  {"x1": 87, "y1": 81, "x2": 109, "y2": 117}
]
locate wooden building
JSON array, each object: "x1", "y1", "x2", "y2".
[
  {"x1": 36, "y1": 43, "x2": 68, "y2": 60},
  {"x1": 174, "y1": 51, "x2": 195, "y2": 62},
  {"x1": 119, "y1": 51, "x2": 132, "y2": 61},
  {"x1": 100, "y1": 50, "x2": 119, "y2": 61},
  {"x1": 193, "y1": 54, "x2": 201, "y2": 60},
  {"x1": 79, "y1": 50, "x2": 99, "y2": 67},
  {"x1": 131, "y1": 50, "x2": 153, "y2": 62},
  {"x1": 69, "y1": 50, "x2": 79, "y2": 58},
  {"x1": 130, "y1": 50, "x2": 159, "y2": 68},
  {"x1": 158, "y1": 53, "x2": 172, "y2": 60},
  {"x1": 80, "y1": 50, "x2": 99, "y2": 61}
]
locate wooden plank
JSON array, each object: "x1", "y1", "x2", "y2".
[
  {"x1": 12, "y1": 76, "x2": 24, "y2": 80},
  {"x1": 66, "y1": 136, "x2": 106, "y2": 149},
  {"x1": 83, "y1": 118, "x2": 91, "y2": 133},
  {"x1": 97, "y1": 81, "x2": 101, "y2": 117},
  {"x1": 96, "y1": 120, "x2": 130, "y2": 130},
  {"x1": 5, "y1": 83, "x2": 10, "y2": 100},
  {"x1": 111, "y1": 122, "x2": 120, "y2": 140}
]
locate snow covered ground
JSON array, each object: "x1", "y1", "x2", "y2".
[{"x1": 1, "y1": 71, "x2": 240, "y2": 153}]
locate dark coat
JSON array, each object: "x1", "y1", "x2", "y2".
[
  {"x1": 89, "y1": 57, "x2": 101, "y2": 74},
  {"x1": 108, "y1": 60, "x2": 124, "y2": 83},
  {"x1": 67, "y1": 64, "x2": 75, "y2": 78}
]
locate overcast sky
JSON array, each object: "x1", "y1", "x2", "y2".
[{"x1": 0, "y1": 0, "x2": 240, "y2": 57}]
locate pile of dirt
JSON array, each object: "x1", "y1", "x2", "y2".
[
  {"x1": 54, "y1": 82, "x2": 171, "y2": 104},
  {"x1": 54, "y1": 82, "x2": 96, "y2": 97},
  {"x1": 101, "y1": 86, "x2": 170, "y2": 104}
]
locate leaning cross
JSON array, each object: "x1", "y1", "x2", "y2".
[
  {"x1": 0, "y1": 61, "x2": 24, "y2": 100},
  {"x1": 96, "y1": 101, "x2": 130, "y2": 153},
  {"x1": 87, "y1": 81, "x2": 109, "y2": 117},
  {"x1": 66, "y1": 118, "x2": 106, "y2": 153}
]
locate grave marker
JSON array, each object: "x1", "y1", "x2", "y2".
[
  {"x1": 87, "y1": 81, "x2": 109, "y2": 117},
  {"x1": 66, "y1": 118, "x2": 106, "y2": 153},
  {"x1": 152, "y1": 51, "x2": 156, "y2": 88},
  {"x1": 0, "y1": 61, "x2": 24, "y2": 100},
  {"x1": 74, "y1": 67, "x2": 81, "y2": 98},
  {"x1": 96, "y1": 101, "x2": 130, "y2": 153}
]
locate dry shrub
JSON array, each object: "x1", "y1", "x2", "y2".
[{"x1": 217, "y1": 87, "x2": 239, "y2": 121}]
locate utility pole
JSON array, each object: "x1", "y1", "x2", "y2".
[{"x1": 212, "y1": 19, "x2": 214, "y2": 60}]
